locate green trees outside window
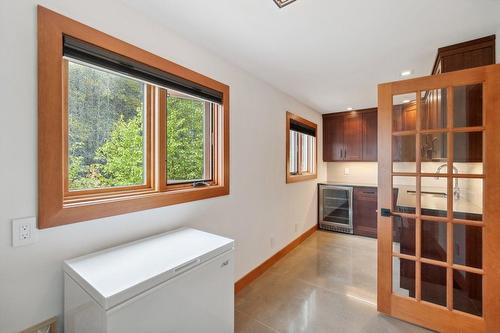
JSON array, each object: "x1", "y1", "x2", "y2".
[{"x1": 67, "y1": 60, "x2": 209, "y2": 191}]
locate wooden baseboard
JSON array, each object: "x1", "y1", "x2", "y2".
[{"x1": 234, "y1": 224, "x2": 317, "y2": 294}]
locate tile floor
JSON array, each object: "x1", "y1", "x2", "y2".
[{"x1": 235, "y1": 231, "x2": 433, "y2": 333}]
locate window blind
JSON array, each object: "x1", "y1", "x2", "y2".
[
  {"x1": 290, "y1": 119, "x2": 316, "y2": 137},
  {"x1": 63, "y1": 35, "x2": 223, "y2": 104}
]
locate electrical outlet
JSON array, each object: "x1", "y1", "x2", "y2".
[
  {"x1": 12, "y1": 217, "x2": 38, "y2": 247},
  {"x1": 344, "y1": 167, "x2": 350, "y2": 175}
]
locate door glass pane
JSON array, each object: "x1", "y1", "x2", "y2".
[
  {"x1": 421, "y1": 263, "x2": 447, "y2": 307},
  {"x1": 393, "y1": 176, "x2": 416, "y2": 214},
  {"x1": 453, "y1": 132, "x2": 483, "y2": 174},
  {"x1": 393, "y1": 93, "x2": 417, "y2": 131},
  {"x1": 453, "y1": 270, "x2": 482, "y2": 316},
  {"x1": 393, "y1": 257, "x2": 415, "y2": 298},
  {"x1": 453, "y1": 224, "x2": 482, "y2": 269},
  {"x1": 393, "y1": 216, "x2": 416, "y2": 256},
  {"x1": 421, "y1": 133, "x2": 447, "y2": 163},
  {"x1": 421, "y1": 176, "x2": 448, "y2": 218},
  {"x1": 393, "y1": 135, "x2": 416, "y2": 172},
  {"x1": 453, "y1": 84, "x2": 483, "y2": 128},
  {"x1": 453, "y1": 178, "x2": 482, "y2": 221},
  {"x1": 421, "y1": 89, "x2": 447, "y2": 130},
  {"x1": 421, "y1": 220, "x2": 447, "y2": 262},
  {"x1": 67, "y1": 60, "x2": 146, "y2": 191}
]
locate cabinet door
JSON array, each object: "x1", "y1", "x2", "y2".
[
  {"x1": 344, "y1": 113, "x2": 362, "y2": 160},
  {"x1": 353, "y1": 187, "x2": 378, "y2": 238},
  {"x1": 362, "y1": 110, "x2": 378, "y2": 161},
  {"x1": 323, "y1": 115, "x2": 344, "y2": 161}
]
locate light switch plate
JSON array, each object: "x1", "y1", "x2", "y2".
[
  {"x1": 344, "y1": 167, "x2": 350, "y2": 175},
  {"x1": 12, "y1": 217, "x2": 38, "y2": 247}
]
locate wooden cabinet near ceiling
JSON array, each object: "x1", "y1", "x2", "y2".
[
  {"x1": 353, "y1": 187, "x2": 378, "y2": 238},
  {"x1": 362, "y1": 110, "x2": 378, "y2": 161},
  {"x1": 323, "y1": 108, "x2": 377, "y2": 162},
  {"x1": 432, "y1": 35, "x2": 496, "y2": 75}
]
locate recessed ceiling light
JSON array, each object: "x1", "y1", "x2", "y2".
[
  {"x1": 403, "y1": 99, "x2": 411, "y2": 103},
  {"x1": 401, "y1": 70, "x2": 413, "y2": 77},
  {"x1": 347, "y1": 107, "x2": 353, "y2": 111},
  {"x1": 273, "y1": 0, "x2": 298, "y2": 8}
]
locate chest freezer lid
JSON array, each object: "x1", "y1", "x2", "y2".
[{"x1": 63, "y1": 227, "x2": 234, "y2": 310}]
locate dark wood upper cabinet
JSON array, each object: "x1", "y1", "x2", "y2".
[
  {"x1": 343, "y1": 113, "x2": 363, "y2": 161},
  {"x1": 432, "y1": 35, "x2": 496, "y2": 75},
  {"x1": 362, "y1": 110, "x2": 378, "y2": 161},
  {"x1": 323, "y1": 108, "x2": 377, "y2": 162},
  {"x1": 323, "y1": 115, "x2": 344, "y2": 161}
]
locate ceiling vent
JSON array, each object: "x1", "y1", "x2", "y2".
[{"x1": 273, "y1": 0, "x2": 298, "y2": 8}]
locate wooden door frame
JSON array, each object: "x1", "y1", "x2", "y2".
[{"x1": 377, "y1": 64, "x2": 500, "y2": 333}]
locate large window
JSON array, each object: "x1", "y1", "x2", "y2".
[
  {"x1": 286, "y1": 112, "x2": 317, "y2": 183},
  {"x1": 38, "y1": 6, "x2": 229, "y2": 228}
]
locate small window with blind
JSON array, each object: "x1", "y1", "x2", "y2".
[
  {"x1": 286, "y1": 112, "x2": 317, "y2": 183},
  {"x1": 37, "y1": 7, "x2": 229, "y2": 228}
]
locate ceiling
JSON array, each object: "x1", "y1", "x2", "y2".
[{"x1": 120, "y1": 0, "x2": 500, "y2": 113}]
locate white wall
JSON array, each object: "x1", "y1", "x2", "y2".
[{"x1": 0, "y1": 1, "x2": 326, "y2": 332}]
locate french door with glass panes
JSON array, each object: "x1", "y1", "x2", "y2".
[{"x1": 377, "y1": 64, "x2": 500, "y2": 333}]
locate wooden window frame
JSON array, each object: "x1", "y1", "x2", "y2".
[
  {"x1": 38, "y1": 6, "x2": 230, "y2": 228},
  {"x1": 285, "y1": 112, "x2": 317, "y2": 183}
]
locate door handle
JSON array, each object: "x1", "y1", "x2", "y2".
[
  {"x1": 381, "y1": 208, "x2": 392, "y2": 217},
  {"x1": 174, "y1": 258, "x2": 201, "y2": 273}
]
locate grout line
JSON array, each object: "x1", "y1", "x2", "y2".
[{"x1": 235, "y1": 309, "x2": 282, "y2": 333}]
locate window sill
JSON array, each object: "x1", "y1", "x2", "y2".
[
  {"x1": 286, "y1": 173, "x2": 317, "y2": 184},
  {"x1": 41, "y1": 184, "x2": 229, "y2": 228}
]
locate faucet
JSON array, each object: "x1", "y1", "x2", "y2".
[{"x1": 435, "y1": 164, "x2": 460, "y2": 200}]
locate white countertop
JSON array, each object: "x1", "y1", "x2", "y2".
[{"x1": 395, "y1": 185, "x2": 482, "y2": 215}]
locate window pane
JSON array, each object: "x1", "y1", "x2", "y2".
[
  {"x1": 167, "y1": 92, "x2": 212, "y2": 183},
  {"x1": 453, "y1": 270, "x2": 482, "y2": 316},
  {"x1": 421, "y1": 263, "x2": 447, "y2": 307},
  {"x1": 453, "y1": 224, "x2": 482, "y2": 269},
  {"x1": 453, "y1": 84, "x2": 482, "y2": 128},
  {"x1": 453, "y1": 178, "x2": 482, "y2": 221},
  {"x1": 393, "y1": 176, "x2": 416, "y2": 214},
  {"x1": 421, "y1": 88, "x2": 447, "y2": 130},
  {"x1": 393, "y1": 216, "x2": 416, "y2": 256},
  {"x1": 289, "y1": 131, "x2": 315, "y2": 175},
  {"x1": 392, "y1": 135, "x2": 416, "y2": 172},
  {"x1": 67, "y1": 60, "x2": 146, "y2": 191},
  {"x1": 393, "y1": 257, "x2": 415, "y2": 298},
  {"x1": 421, "y1": 220, "x2": 447, "y2": 262},
  {"x1": 393, "y1": 93, "x2": 417, "y2": 131},
  {"x1": 289, "y1": 130, "x2": 298, "y2": 174},
  {"x1": 301, "y1": 133, "x2": 308, "y2": 173}
]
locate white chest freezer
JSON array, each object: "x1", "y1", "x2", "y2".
[{"x1": 63, "y1": 228, "x2": 235, "y2": 333}]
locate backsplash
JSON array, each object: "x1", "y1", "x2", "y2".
[
  {"x1": 327, "y1": 161, "x2": 483, "y2": 209},
  {"x1": 326, "y1": 162, "x2": 378, "y2": 184}
]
